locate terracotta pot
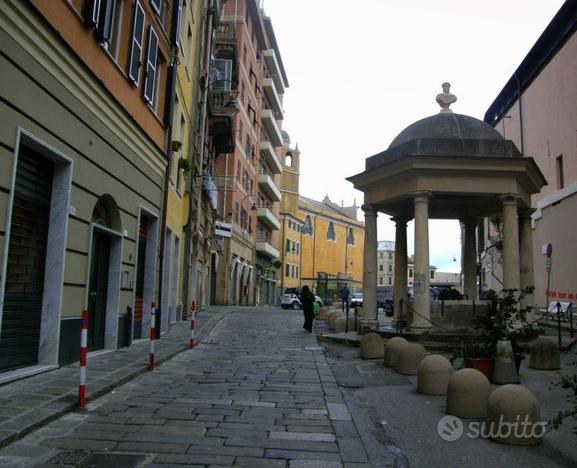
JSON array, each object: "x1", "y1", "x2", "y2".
[{"x1": 465, "y1": 357, "x2": 495, "y2": 380}]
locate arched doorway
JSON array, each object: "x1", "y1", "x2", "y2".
[{"x1": 88, "y1": 195, "x2": 122, "y2": 351}]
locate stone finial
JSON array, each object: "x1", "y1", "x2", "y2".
[{"x1": 436, "y1": 82, "x2": 457, "y2": 113}]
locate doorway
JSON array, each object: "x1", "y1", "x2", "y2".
[{"x1": 87, "y1": 231, "x2": 110, "y2": 351}]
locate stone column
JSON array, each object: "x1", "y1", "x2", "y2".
[
  {"x1": 500, "y1": 194, "x2": 521, "y2": 292},
  {"x1": 519, "y1": 209, "x2": 536, "y2": 310},
  {"x1": 462, "y1": 218, "x2": 478, "y2": 300},
  {"x1": 412, "y1": 192, "x2": 431, "y2": 328},
  {"x1": 392, "y1": 216, "x2": 409, "y2": 326},
  {"x1": 362, "y1": 205, "x2": 378, "y2": 329}
]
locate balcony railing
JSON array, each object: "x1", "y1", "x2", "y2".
[
  {"x1": 258, "y1": 171, "x2": 281, "y2": 202},
  {"x1": 256, "y1": 207, "x2": 280, "y2": 230},
  {"x1": 259, "y1": 140, "x2": 282, "y2": 174},
  {"x1": 261, "y1": 109, "x2": 283, "y2": 147}
]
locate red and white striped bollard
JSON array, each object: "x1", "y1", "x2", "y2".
[
  {"x1": 189, "y1": 301, "x2": 196, "y2": 348},
  {"x1": 78, "y1": 309, "x2": 88, "y2": 408},
  {"x1": 148, "y1": 303, "x2": 156, "y2": 371}
]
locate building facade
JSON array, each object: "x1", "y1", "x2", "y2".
[
  {"x1": 0, "y1": 0, "x2": 179, "y2": 373},
  {"x1": 483, "y1": 0, "x2": 577, "y2": 306},
  {"x1": 278, "y1": 131, "x2": 303, "y2": 292},
  {"x1": 299, "y1": 196, "x2": 364, "y2": 299},
  {"x1": 212, "y1": 0, "x2": 288, "y2": 306}
]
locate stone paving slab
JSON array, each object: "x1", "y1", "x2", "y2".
[{"x1": 0, "y1": 307, "x2": 235, "y2": 448}]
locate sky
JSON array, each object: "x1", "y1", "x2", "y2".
[{"x1": 260, "y1": 0, "x2": 565, "y2": 272}]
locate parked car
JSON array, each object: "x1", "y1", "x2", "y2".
[
  {"x1": 280, "y1": 292, "x2": 323, "y2": 310},
  {"x1": 350, "y1": 293, "x2": 363, "y2": 308}
]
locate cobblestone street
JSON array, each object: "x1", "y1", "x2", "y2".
[
  {"x1": 0, "y1": 308, "x2": 391, "y2": 467},
  {"x1": 1, "y1": 307, "x2": 576, "y2": 467}
]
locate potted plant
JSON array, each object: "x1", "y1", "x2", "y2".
[
  {"x1": 473, "y1": 287, "x2": 542, "y2": 375},
  {"x1": 177, "y1": 157, "x2": 192, "y2": 174},
  {"x1": 452, "y1": 339, "x2": 496, "y2": 379}
]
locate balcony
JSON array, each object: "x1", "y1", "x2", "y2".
[
  {"x1": 263, "y1": 49, "x2": 284, "y2": 94},
  {"x1": 258, "y1": 172, "x2": 281, "y2": 202},
  {"x1": 260, "y1": 140, "x2": 282, "y2": 174},
  {"x1": 207, "y1": 85, "x2": 238, "y2": 154},
  {"x1": 263, "y1": 78, "x2": 283, "y2": 119},
  {"x1": 257, "y1": 207, "x2": 280, "y2": 230},
  {"x1": 261, "y1": 109, "x2": 283, "y2": 147},
  {"x1": 256, "y1": 240, "x2": 280, "y2": 260}
]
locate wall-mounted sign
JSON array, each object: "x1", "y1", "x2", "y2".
[{"x1": 215, "y1": 221, "x2": 232, "y2": 238}]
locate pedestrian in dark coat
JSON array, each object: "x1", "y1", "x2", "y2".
[{"x1": 300, "y1": 285, "x2": 315, "y2": 333}]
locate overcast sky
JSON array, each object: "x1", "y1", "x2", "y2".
[{"x1": 260, "y1": 0, "x2": 565, "y2": 272}]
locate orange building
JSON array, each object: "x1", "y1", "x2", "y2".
[{"x1": 0, "y1": 0, "x2": 178, "y2": 374}]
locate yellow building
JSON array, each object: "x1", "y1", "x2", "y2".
[
  {"x1": 278, "y1": 132, "x2": 303, "y2": 291},
  {"x1": 163, "y1": 0, "x2": 205, "y2": 328},
  {"x1": 299, "y1": 196, "x2": 364, "y2": 299}
]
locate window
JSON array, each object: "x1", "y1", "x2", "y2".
[
  {"x1": 556, "y1": 155, "x2": 564, "y2": 189},
  {"x1": 379, "y1": 277, "x2": 383, "y2": 285},
  {"x1": 291, "y1": 265, "x2": 295, "y2": 277},
  {"x1": 327, "y1": 222, "x2": 335, "y2": 241},
  {"x1": 347, "y1": 227, "x2": 355, "y2": 245},
  {"x1": 212, "y1": 59, "x2": 232, "y2": 90},
  {"x1": 234, "y1": 201, "x2": 240, "y2": 224},
  {"x1": 379, "y1": 252, "x2": 384, "y2": 258},
  {"x1": 88, "y1": 0, "x2": 123, "y2": 57},
  {"x1": 296, "y1": 266, "x2": 299, "y2": 278},
  {"x1": 285, "y1": 152, "x2": 292, "y2": 167},
  {"x1": 143, "y1": 26, "x2": 159, "y2": 104},
  {"x1": 302, "y1": 215, "x2": 313, "y2": 235},
  {"x1": 285, "y1": 263, "x2": 290, "y2": 277},
  {"x1": 388, "y1": 264, "x2": 392, "y2": 272},
  {"x1": 175, "y1": 0, "x2": 183, "y2": 47},
  {"x1": 296, "y1": 243, "x2": 299, "y2": 255},
  {"x1": 150, "y1": 0, "x2": 162, "y2": 16},
  {"x1": 388, "y1": 277, "x2": 392, "y2": 285},
  {"x1": 430, "y1": 270, "x2": 435, "y2": 279},
  {"x1": 286, "y1": 239, "x2": 290, "y2": 252},
  {"x1": 388, "y1": 251, "x2": 393, "y2": 260},
  {"x1": 409, "y1": 268, "x2": 413, "y2": 278},
  {"x1": 185, "y1": 25, "x2": 193, "y2": 71},
  {"x1": 379, "y1": 265, "x2": 383, "y2": 271},
  {"x1": 128, "y1": 1, "x2": 145, "y2": 84}
]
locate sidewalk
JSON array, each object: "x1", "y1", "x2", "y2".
[{"x1": 0, "y1": 306, "x2": 237, "y2": 448}]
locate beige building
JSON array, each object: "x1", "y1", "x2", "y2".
[{"x1": 483, "y1": 0, "x2": 577, "y2": 306}]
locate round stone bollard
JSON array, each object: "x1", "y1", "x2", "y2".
[
  {"x1": 360, "y1": 332, "x2": 385, "y2": 359},
  {"x1": 384, "y1": 337, "x2": 408, "y2": 368},
  {"x1": 417, "y1": 354, "x2": 454, "y2": 395},
  {"x1": 316, "y1": 307, "x2": 327, "y2": 320},
  {"x1": 530, "y1": 338, "x2": 560, "y2": 370},
  {"x1": 347, "y1": 315, "x2": 359, "y2": 332},
  {"x1": 492, "y1": 340, "x2": 519, "y2": 384},
  {"x1": 327, "y1": 312, "x2": 340, "y2": 331},
  {"x1": 446, "y1": 368, "x2": 491, "y2": 418},
  {"x1": 397, "y1": 343, "x2": 428, "y2": 375},
  {"x1": 334, "y1": 316, "x2": 347, "y2": 333},
  {"x1": 486, "y1": 384, "x2": 544, "y2": 446},
  {"x1": 325, "y1": 310, "x2": 337, "y2": 326}
]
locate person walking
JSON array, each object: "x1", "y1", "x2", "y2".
[
  {"x1": 339, "y1": 284, "x2": 350, "y2": 313},
  {"x1": 300, "y1": 285, "x2": 315, "y2": 333}
]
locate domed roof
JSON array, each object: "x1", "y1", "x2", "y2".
[
  {"x1": 281, "y1": 130, "x2": 290, "y2": 145},
  {"x1": 389, "y1": 112, "x2": 505, "y2": 149}
]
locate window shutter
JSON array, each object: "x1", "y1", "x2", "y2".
[
  {"x1": 95, "y1": 0, "x2": 114, "y2": 44},
  {"x1": 85, "y1": 0, "x2": 101, "y2": 28},
  {"x1": 143, "y1": 26, "x2": 159, "y2": 104},
  {"x1": 174, "y1": 0, "x2": 183, "y2": 47},
  {"x1": 128, "y1": 1, "x2": 146, "y2": 84},
  {"x1": 150, "y1": 0, "x2": 162, "y2": 15}
]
